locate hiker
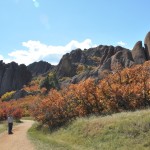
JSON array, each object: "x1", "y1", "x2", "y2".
[{"x1": 7, "y1": 114, "x2": 13, "y2": 134}]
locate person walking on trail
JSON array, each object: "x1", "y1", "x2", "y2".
[{"x1": 7, "y1": 114, "x2": 13, "y2": 134}]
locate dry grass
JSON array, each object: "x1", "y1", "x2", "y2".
[
  {"x1": 0, "y1": 121, "x2": 7, "y2": 133},
  {"x1": 28, "y1": 108, "x2": 150, "y2": 150}
]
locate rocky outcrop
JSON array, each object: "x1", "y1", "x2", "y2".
[
  {"x1": 27, "y1": 61, "x2": 54, "y2": 77},
  {"x1": 99, "y1": 46, "x2": 133, "y2": 70},
  {"x1": 1, "y1": 32, "x2": 150, "y2": 92},
  {"x1": 56, "y1": 32, "x2": 150, "y2": 84},
  {"x1": 99, "y1": 46, "x2": 115, "y2": 66},
  {"x1": 0, "y1": 61, "x2": 32, "y2": 96},
  {"x1": 56, "y1": 53, "x2": 77, "y2": 78},
  {"x1": 144, "y1": 32, "x2": 150, "y2": 60},
  {"x1": 12, "y1": 89, "x2": 28, "y2": 100},
  {"x1": 132, "y1": 41, "x2": 146, "y2": 64},
  {"x1": 71, "y1": 69, "x2": 98, "y2": 84},
  {"x1": 111, "y1": 49, "x2": 134, "y2": 69}
]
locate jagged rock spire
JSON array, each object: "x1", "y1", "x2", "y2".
[{"x1": 144, "y1": 31, "x2": 150, "y2": 60}]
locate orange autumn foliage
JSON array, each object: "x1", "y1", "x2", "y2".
[
  {"x1": 0, "y1": 61, "x2": 150, "y2": 128},
  {"x1": 30, "y1": 61, "x2": 150, "y2": 128}
]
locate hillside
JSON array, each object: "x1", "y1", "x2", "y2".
[
  {"x1": 28, "y1": 108, "x2": 150, "y2": 150},
  {"x1": 0, "y1": 32, "x2": 150, "y2": 95},
  {"x1": 0, "y1": 33, "x2": 150, "y2": 150},
  {"x1": 0, "y1": 51, "x2": 150, "y2": 126}
]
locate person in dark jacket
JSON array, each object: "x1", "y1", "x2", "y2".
[{"x1": 7, "y1": 114, "x2": 13, "y2": 134}]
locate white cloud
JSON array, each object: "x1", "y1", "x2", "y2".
[
  {"x1": 32, "y1": 0, "x2": 40, "y2": 8},
  {"x1": 1, "y1": 39, "x2": 96, "y2": 65},
  {"x1": 117, "y1": 41, "x2": 127, "y2": 47}
]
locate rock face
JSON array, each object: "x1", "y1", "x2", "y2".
[
  {"x1": 56, "y1": 32, "x2": 150, "y2": 85},
  {"x1": 99, "y1": 46, "x2": 134, "y2": 70},
  {"x1": 1, "y1": 32, "x2": 150, "y2": 94},
  {"x1": 27, "y1": 61, "x2": 54, "y2": 77},
  {"x1": 0, "y1": 61, "x2": 32, "y2": 96},
  {"x1": 56, "y1": 49, "x2": 82, "y2": 78},
  {"x1": 132, "y1": 41, "x2": 146, "y2": 64},
  {"x1": 111, "y1": 49, "x2": 134, "y2": 68},
  {"x1": 144, "y1": 32, "x2": 150, "y2": 60},
  {"x1": 56, "y1": 45, "x2": 134, "y2": 79}
]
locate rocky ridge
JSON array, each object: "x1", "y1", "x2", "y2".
[
  {"x1": 56, "y1": 32, "x2": 150, "y2": 85},
  {"x1": 0, "y1": 32, "x2": 150, "y2": 96},
  {"x1": 0, "y1": 61, "x2": 32, "y2": 96},
  {"x1": 27, "y1": 60, "x2": 54, "y2": 77}
]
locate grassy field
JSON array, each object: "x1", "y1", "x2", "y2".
[
  {"x1": 0, "y1": 121, "x2": 7, "y2": 133},
  {"x1": 28, "y1": 109, "x2": 150, "y2": 150}
]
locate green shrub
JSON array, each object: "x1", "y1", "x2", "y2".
[{"x1": 40, "y1": 73, "x2": 59, "y2": 91}]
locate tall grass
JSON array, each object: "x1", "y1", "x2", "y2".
[{"x1": 28, "y1": 109, "x2": 150, "y2": 150}]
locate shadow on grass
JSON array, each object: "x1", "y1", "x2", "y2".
[
  {"x1": 34, "y1": 119, "x2": 75, "y2": 135},
  {"x1": 15, "y1": 119, "x2": 23, "y2": 123}
]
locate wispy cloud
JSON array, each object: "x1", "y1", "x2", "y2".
[
  {"x1": 1, "y1": 39, "x2": 96, "y2": 65},
  {"x1": 117, "y1": 41, "x2": 127, "y2": 47},
  {"x1": 40, "y1": 14, "x2": 50, "y2": 30},
  {"x1": 32, "y1": 0, "x2": 40, "y2": 8}
]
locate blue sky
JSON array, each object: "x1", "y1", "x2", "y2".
[{"x1": 0, "y1": 0, "x2": 150, "y2": 65}]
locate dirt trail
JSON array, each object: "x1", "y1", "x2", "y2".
[{"x1": 0, "y1": 120, "x2": 35, "y2": 150}]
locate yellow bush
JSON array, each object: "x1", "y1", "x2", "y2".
[{"x1": 1, "y1": 91, "x2": 15, "y2": 102}]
